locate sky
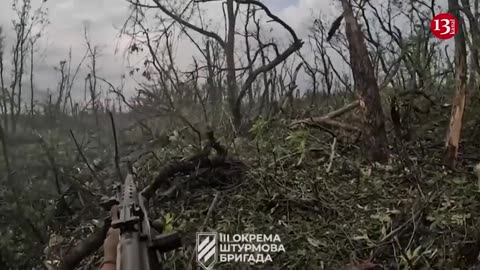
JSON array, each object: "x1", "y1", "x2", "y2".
[
  {"x1": 0, "y1": 0, "x2": 331, "y2": 103},
  {"x1": 0, "y1": 0, "x2": 450, "y2": 104}
]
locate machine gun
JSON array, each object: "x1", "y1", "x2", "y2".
[{"x1": 101, "y1": 174, "x2": 182, "y2": 270}]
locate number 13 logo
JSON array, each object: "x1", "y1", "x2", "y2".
[{"x1": 430, "y1": 13, "x2": 458, "y2": 40}]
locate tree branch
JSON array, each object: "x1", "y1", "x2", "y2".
[
  {"x1": 238, "y1": 40, "x2": 303, "y2": 104},
  {"x1": 151, "y1": 0, "x2": 226, "y2": 47},
  {"x1": 234, "y1": 0, "x2": 303, "y2": 104}
]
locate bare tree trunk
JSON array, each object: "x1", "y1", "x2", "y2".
[
  {"x1": 55, "y1": 61, "x2": 67, "y2": 113},
  {"x1": 205, "y1": 41, "x2": 217, "y2": 107},
  {"x1": 444, "y1": 0, "x2": 468, "y2": 168},
  {"x1": 84, "y1": 26, "x2": 99, "y2": 128},
  {"x1": 244, "y1": 4, "x2": 254, "y2": 108},
  {"x1": 88, "y1": 74, "x2": 99, "y2": 127},
  {"x1": 473, "y1": 0, "x2": 480, "y2": 92},
  {"x1": 469, "y1": 45, "x2": 477, "y2": 91},
  {"x1": 29, "y1": 39, "x2": 34, "y2": 115},
  {"x1": 0, "y1": 28, "x2": 7, "y2": 131},
  {"x1": 341, "y1": 0, "x2": 389, "y2": 163},
  {"x1": 10, "y1": 1, "x2": 29, "y2": 133},
  {"x1": 252, "y1": 11, "x2": 271, "y2": 115},
  {"x1": 0, "y1": 58, "x2": 5, "y2": 130},
  {"x1": 225, "y1": 0, "x2": 240, "y2": 128},
  {"x1": 10, "y1": 34, "x2": 21, "y2": 133},
  {"x1": 15, "y1": 27, "x2": 27, "y2": 132},
  {"x1": 460, "y1": 0, "x2": 479, "y2": 91}
]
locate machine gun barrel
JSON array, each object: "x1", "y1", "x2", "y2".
[{"x1": 101, "y1": 174, "x2": 182, "y2": 270}]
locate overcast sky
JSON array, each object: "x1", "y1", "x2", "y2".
[
  {"x1": 0, "y1": 0, "x2": 452, "y2": 104},
  {"x1": 0, "y1": 0, "x2": 330, "y2": 102}
]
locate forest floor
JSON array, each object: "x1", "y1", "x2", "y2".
[
  {"x1": 150, "y1": 103, "x2": 480, "y2": 270},
  {"x1": 2, "y1": 96, "x2": 480, "y2": 270},
  {"x1": 88, "y1": 101, "x2": 480, "y2": 269}
]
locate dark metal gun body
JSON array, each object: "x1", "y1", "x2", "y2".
[{"x1": 103, "y1": 174, "x2": 181, "y2": 270}]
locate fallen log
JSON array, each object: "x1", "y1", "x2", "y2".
[
  {"x1": 294, "y1": 117, "x2": 362, "y2": 132},
  {"x1": 290, "y1": 100, "x2": 360, "y2": 128},
  {"x1": 60, "y1": 219, "x2": 111, "y2": 270}
]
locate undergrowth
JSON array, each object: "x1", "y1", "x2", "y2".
[{"x1": 1, "y1": 92, "x2": 480, "y2": 270}]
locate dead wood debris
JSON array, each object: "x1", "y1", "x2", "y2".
[
  {"x1": 59, "y1": 130, "x2": 244, "y2": 270},
  {"x1": 290, "y1": 100, "x2": 362, "y2": 133}
]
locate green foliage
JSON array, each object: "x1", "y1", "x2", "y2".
[
  {"x1": 285, "y1": 130, "x2": 308, "y2": 165},
  {"x1": 249, "y1": 117, "x2": 271, "y2": 142},
  {"x1": 162, "y1": 213, "x2": 174, "y2": 233}
]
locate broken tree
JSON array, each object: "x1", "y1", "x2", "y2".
[
  {"x1": 340, "y1": 0, "x2": 389, "y2": 163},
  {"x1": 444, "y1": 0, "x2": 468, "y2": 168}
]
